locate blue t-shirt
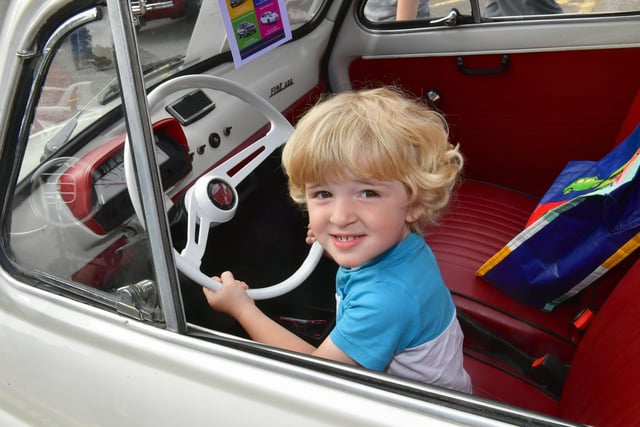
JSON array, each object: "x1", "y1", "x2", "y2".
[{"x1": 329, "y1": 233, "x2": 471, "y2": 393}]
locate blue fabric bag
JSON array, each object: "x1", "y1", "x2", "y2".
[{"x1": 477, "y1": 124, "x2": 640, "y2": 310}]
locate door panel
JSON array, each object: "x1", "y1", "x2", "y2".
[
  {"x1": 327, "y1": 4, "x2": 640, "y2": 196},
  {"x1": 349, "y1": 48, "x2": 640, "y2": 196}
]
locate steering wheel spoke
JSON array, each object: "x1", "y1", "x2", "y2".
[
  {"x1": 179, "y1": 206, "x2": 212, "y2": 268},
  {"x1": 210, "y1": 136, "x2": 281, "y2": 188}
]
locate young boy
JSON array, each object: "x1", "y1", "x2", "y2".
[{"x1": 203, "y1": 87, "x2": 471, "y2": 393}]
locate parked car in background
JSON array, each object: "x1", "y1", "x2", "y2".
[
  {"x1": 237, "y1": 21, "x2": 257, "y2": 37},
  {"x1": 260, "y1": 11, "x2": 279, "y2": 24},
  {"x1": 132, "y1": 0, "x2": 201, "y2": 29},
  {"x1": 1, "y1": 0, "x2": 640, "y2": 425}
]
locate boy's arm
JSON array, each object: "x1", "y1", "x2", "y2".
[
  {"x1": 395, "y1": 0, "x2": 420, "y2": 20},
  {"x1": 204, "y1": 271, "x2": 356, "y2": 365},
  {"x1": 234, "y1": 302, "x2": 317, "y2": 353},
  {"x1": 237, "y1": 302, "x2": 358, "y2": 367}
]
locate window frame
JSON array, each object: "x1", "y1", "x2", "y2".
[
  {"x1": 357, "y1": 0, "x2": 640, "y2": 30},
  {"x1": 0, "y1": 5, "x2": 185, "y2": 330}
]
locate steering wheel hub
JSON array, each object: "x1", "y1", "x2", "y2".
[{"x1": 208, "y1": 178, "x2": 236, "y2": 211}]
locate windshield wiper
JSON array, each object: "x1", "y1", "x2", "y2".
[
  {"x1": 99, "y1": 54, "x2": 185, "y2": 105},
  {"x1": 40, "y1": 117, "x2": 79, "y2": 161}
]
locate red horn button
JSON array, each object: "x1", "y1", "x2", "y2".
[{"x1": 207, "y1": 179, "x2": 235, "y2": 210}]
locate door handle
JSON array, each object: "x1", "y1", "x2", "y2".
[{"x1": 457, "y1": 54, "x2": 510, "y2": 75}]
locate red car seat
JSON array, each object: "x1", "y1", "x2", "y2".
[
  {"x1": 428, "y1": 87, "x2": 640, "y2": 362},
  {"x1": 427, "y1": 180, "x2": 592, "y2": 362},
  {"x1": 430, "y1": 88, "x2": 640, "y2": 423},
  {"x1": 464, "y1": 254, "x2": 640, "y2": 425}
]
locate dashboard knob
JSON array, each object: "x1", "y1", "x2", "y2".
[{"x1": 209, "y1": 132, "x2": 221, "y2": 148}]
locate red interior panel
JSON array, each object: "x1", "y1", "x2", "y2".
[
  {"x1": 60, "y1": 118, "x2": 188, "y2": 235},
  {"x1": 463, "y1": 351, "x2": 560, "y2": 416},
  {"x1": 350, "y1": 48, "x2": 640, "y2": 197}
]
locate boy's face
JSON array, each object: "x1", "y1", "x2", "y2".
[{"x1": 305, "y1": 176, "x2": 421, "y2": 269}]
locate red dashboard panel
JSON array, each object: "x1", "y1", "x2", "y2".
[{"x1": 59, "y1": 118, "x2": 190, "y2": 234}]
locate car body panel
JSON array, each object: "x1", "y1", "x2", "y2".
[
  {"x1": 0, "y1": 270, "x2": 487, "y2": 426},
  {"x1": 2, "y1": 0, "x2": 639, "y2": 425}
]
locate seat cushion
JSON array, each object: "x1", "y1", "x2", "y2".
[{"x1": 427, "y1": 180, "x2": 582, "y2": 361}]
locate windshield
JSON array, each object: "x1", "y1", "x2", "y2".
[
  {"x1": 10, "y1": 0, "x2": 325, "y2": 321},
  {"x1": 21, "y1": 0, "x2": 319, "y2": 180}
]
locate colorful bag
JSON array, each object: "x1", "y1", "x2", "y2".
[{"x1": 477, "y1": 124, "x2": 640, "y2": 311}]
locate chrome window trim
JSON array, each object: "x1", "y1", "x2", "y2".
[
  {"x1": 18, "y1": 8, "x2": 102, "y2": 164},
  {"x1": 106, "y1": 0, "x2": 187, "y2": 332}
]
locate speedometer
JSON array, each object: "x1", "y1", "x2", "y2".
[{"x1": 92, "y1": 147, "x2": 126, "y2": 208}]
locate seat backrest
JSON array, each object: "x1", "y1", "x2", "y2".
[
  {"x1": 615, "y1": 87, "x2": 640, "y2": 145},
  {"x1": 559, "y1": 256, "x2": 640, "y2": 425}
]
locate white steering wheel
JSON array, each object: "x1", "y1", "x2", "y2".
[{"x1": 124, "y1": 75, "x2": 323, "y2": 299}]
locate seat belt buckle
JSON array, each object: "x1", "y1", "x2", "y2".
[
  {"x1": 572, "y1": 307, "x2": 594, "y2": 343},
  {"x1": 529, "y1": 353, "x2": 569, "y2": 396}
]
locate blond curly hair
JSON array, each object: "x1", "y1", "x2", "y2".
[{"x1": 281, "y1": 86, "x2": 463, "y2": 233}]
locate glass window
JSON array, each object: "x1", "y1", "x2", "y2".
[
  {"x1": 9, "y1": 0, "x2": 327, "y2": 323},
  {"x1": 363, "y1": 0, "x2": 640, "y2": 24},
  {"x1": 22, "y1": 0, "x2": 324, "y2": 181},
  {"x1": 10, "y1": 11, "x2": 167, "y2": 322},
  {"x1": 364, "y1": 0, "x2": 472, "y2": 22},
  {"x1": 24, "y1": 21, "x2": 118, "y2": 180},
  {"x1": 478, "y1": 0, "x2": 640, "y2": 18}
]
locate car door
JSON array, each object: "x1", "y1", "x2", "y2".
[{"x1": 321, "y1": 0, "x2": 640, "y2": 409}]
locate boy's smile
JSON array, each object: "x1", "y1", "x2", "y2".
[
  {"x1": 331, "y1": 233, "x2": 366, "y2": 250},
  {"x1": 305, "y1": 177, "x2": 421, "y2": 268}
]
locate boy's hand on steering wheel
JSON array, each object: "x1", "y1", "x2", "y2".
[
  {"x1": 305, "y1": 227, "x2": 316, "y2": 245},
  {"x1": 203, "y1": 271, "x2": 253, "y2": 318}
]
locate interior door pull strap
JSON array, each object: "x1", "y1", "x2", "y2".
[{"x1": 457, "y1": 54, "x2": 510, "y2": 75}]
